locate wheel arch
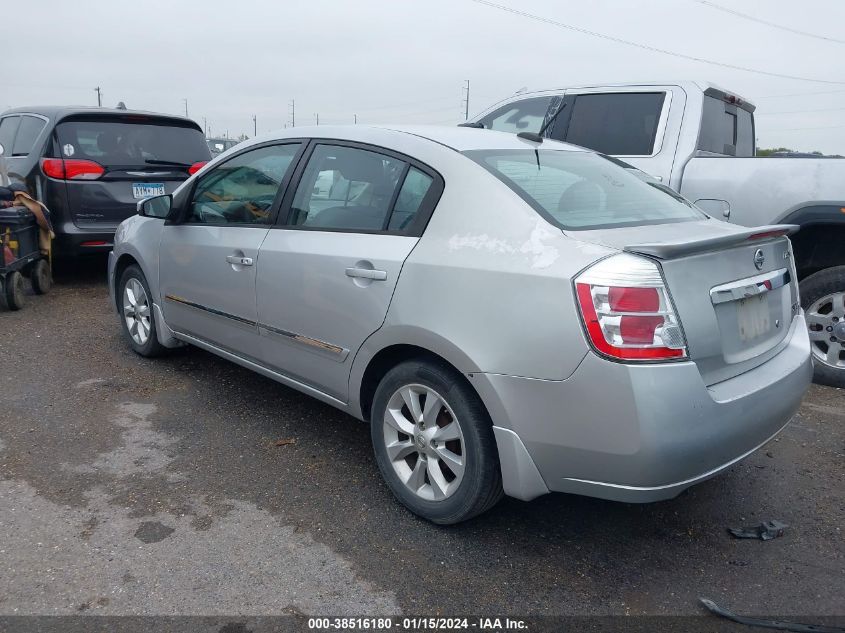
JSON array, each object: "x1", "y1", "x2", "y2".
[{"x1": 780, "y1": 205, "x2": 845, "y2": 279}]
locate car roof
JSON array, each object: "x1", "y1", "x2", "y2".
[
  {"x1": 244, "y1": 124, "x2": 588, "y2": 154},
  {"x1": 1, "y1": 105, "x2": 201, "y2": 129}
]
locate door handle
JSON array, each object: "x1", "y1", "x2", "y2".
[
  {"x1": 226, "y1": 255, "x2": 254, "y2": 266},
  {"x1": 345, "y1": 267, "x2": 387, "y2": 281}
]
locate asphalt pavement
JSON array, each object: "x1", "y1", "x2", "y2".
[{"x1": 0, "y1": 257, "x2": 842, "y2": 621}]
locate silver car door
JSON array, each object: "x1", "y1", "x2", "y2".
[
  {"x1": 255, "y1": 142, "x2": 442, "y2": 401},
  {"x1": 159, "y1": 142, "x2": 303, "y2": 360}
]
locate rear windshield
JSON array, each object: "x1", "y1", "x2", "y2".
[
  {"x1": 56, "y1": 118, "x2": 210, "y2": 167},
  {"x1": 465, "y1": 149, "x2": 706, "y2": 230}
]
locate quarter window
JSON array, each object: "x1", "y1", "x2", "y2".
[
  {"x1": 290, "y1": 144, "x2": 405, "y2": 231},
  {"x1": 554, "y1": 92, "x2": 666, "y2": 155},
  {"x1": 11, "y1": 116, "x2": 46, "y2": 156},
  {"x1": 0, "y1": 116, "x2": 20, "y2": 155},
  {"x1": 388, "y1": 167, "x2": 434, "y2": 231},
  {"x1": 477, "y1": 96, "x2": 553, "y2": 134},
  {"x1": 187, "y1": 144, "x2": 300, "y2": 225}
]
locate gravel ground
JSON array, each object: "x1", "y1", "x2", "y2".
[{"x1": 0, "y1": 257, "x2": 842, "y2": 620}]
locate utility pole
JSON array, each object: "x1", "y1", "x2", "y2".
[
  {"x1": 354, "y1": 114, "x2": 357, "y2": 124},
  {"x1": 461, "y1": 79, "x2": 470, "y2": 120},
  {"x1": 315, "y1": 113, "x2": 319, "y2": 126},
  {"x1": 182, "y1": 99, "x2": 189, "y2": 117},
  {"x1": 289, "y1": 99, "x2": 296, "y2": 127},
  {"x1": 252, "y1": 115, "x2": 257, "y2": 136},
  {"x1": 202, "y1": 117, "x2": 207, "y2": 135},
  {"x1": 94, "y1": 87, "x2": 102, "y2": 107}
]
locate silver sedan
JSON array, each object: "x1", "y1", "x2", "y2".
[{"x1": 108, "y1": 125, "x2": 812, "y2": 523}]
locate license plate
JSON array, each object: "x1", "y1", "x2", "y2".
[
  {"x1": 132, "y1": 183, "x2": 166, "y2": 199},
  {"x1": 737, "y1": 294, "x2": 771, "y2": 341}
]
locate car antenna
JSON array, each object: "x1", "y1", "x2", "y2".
[{"x1": 517, "y1": 101, "x2": 567, "y2": 144}]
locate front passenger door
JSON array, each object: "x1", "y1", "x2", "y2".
[{"x1": 159, "y1": 142, "x2": 302, "y2": 359}]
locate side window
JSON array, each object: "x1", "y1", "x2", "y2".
[
  {"x1": 388, "y1": 167, "x2": 434, "y2": 231},
  {"x1": 477, "y1": 96, "x2": 553, "y2": 133},
  {"x1": 11, "y1": 116, "x2": 46, "y2": 156},
  {"x1": 187, "y1": 143, "x2": 300, "y2": 225},
  {"x1": 290, "y1": 144, "x2": 405, "y2": 231},
  {"x1": 557, "y1": 92, "x2": 666, "y2": 155},
  {"x1": 0, "y1": 116, "x2": 20, "y2": 155}
]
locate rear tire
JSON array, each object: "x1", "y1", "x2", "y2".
[
  {"x1": 370, "y1": 359, "x2": 503, "y2": 524},
  {"x1": 2, "y1": 271, "x2": 26, "y2": 310},
  {"x1": 30, "y1": 260, "x2": 52, "y2": 295},
  {"x1": 801, "y1": 266, "x2": 845, "y2": 388},
  {"x1": 118, "y1": 264, "x2": 166, "y2": 358}
]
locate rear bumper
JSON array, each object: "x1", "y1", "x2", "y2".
[
  {"x1": 475, "y1": 314, "x2": 813, "y2": 502},
  {"x1": 54, "y1": 221, "x2": 117, "y2": 256}
]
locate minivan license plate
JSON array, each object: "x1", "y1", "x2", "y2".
[
  {"x1": 737, "y1": 294, "x2": 770, "y2": 341},
  {"x1": 132, "y1": 183, "x2": 166, "y2": 199}
]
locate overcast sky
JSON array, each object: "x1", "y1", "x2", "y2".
[{"x1": 6, "y1": 0, "x2": 845, "y2": 153}]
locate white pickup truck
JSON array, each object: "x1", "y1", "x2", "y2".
[{"x1": 469, "y1": 81, "x2": 845, "y2": 387}]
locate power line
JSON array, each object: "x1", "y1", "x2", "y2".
[
  {"x1": 757, "y1": 106, "x2": 845, "y2": 115},
  {"x1": 467, "y1": 0, "x2": 845, "y2": 85},
  {"x1": 692, "y1": 0, "x2": 845, "y2": 45},
  {"x1": 757, "y1": 89, "x2": 845, "y2": 99},
  {"x1": 778, "y1": 124, "x2": 845, "y2": 131}
]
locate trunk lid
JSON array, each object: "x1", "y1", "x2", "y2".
[{"x1": 567, "y1": 220, "x2": 800, "y2": 385}]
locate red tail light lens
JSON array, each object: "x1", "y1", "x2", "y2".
[
  {"x1": 41, "y1": 158, "x2": 104, "y2": 180},
  {"x1": 575, "y1": 254, "x2": 687, "y2": 362},
  {"x1": 188, "y1": 161, "x2": 208, "y2": 175}
]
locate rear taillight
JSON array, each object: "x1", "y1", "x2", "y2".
[
  {"x1": 188, "y1": 161, "x2": 208, "y2": 175},
  {"x1": 575, "y1": 254, "x2": 687, "y2": 361},
  {"x1": 40, "y1": 158, "x2": 104, "y2": 181}
]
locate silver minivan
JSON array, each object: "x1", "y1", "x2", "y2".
[{"x1": 108, "y1": 125, "x2": 812, "y2": 524}]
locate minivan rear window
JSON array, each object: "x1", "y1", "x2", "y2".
[
  {"x1": 465, "y1": 149, "x2": 706, "y2": 230},
  {"x1": 56, "y1": 118, "x2": 210, "y2": 167}
]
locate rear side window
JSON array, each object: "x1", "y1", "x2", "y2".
[
  {"x1": 477, "y1": 96, "x2": 553, "y2": 133},
  {"x1": 466, "y1": 149, "x2": 705, "y2": 230},
  {"x1": 698, "y1": 96, "x2": 754, "y2": 157},
  {"x1": 0, "y1": 116, "x2": 20, "y2": 154},
  {"x1": 290, "y1": 144, "x2": 406, "y2": 231},
  {"x1": 11, "y1": 116, "x2": 46, "y2": 156},
  {"x1": 555, "y1": 92, "x2": 666, "y2": 156},
  {"x1": 56, "y1": 119, "x2": 211, "y2": 167}
]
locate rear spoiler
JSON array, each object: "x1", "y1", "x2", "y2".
[{"x1": 624, "y1": 225, "x2": 798, "y2": 259}]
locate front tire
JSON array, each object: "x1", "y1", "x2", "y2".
[
  {"x1": 118, "y1": 264, "x2": 166, "y2": 358},
  {"x1": 801, "y1": 266, "x2": 845, "y2": 388},
  {"x1": 370, "y1": 359, "x2": 503, "y2": 524},
  {"x1": 30, "y1": 259, "x2": 52, "y2": 295}
]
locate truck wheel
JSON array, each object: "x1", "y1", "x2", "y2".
[
  {"x1": 801, "y1": 266, "x2": 845, "y2": 388},
  {"x1": 30, "y1": 260, "x2": 52, "y2": 295},
  {"x1": 118, "y1": 264, "x2": 166, "y2": 357},
  {"x1": 2, "y1": 271, "x2": 26, "y2": 311},
  {"x1": 370, "y1": 359, "x2": 503, "y2": 524}
]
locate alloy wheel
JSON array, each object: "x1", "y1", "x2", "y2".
[
  {"x1": 123, "y1": 278, "x2": 151, "y2": 346},
  {"x1": 806, "y1": 291, "x2": 845, "y2": 370},
  {"x1": 382, "y1": 384, "x2": 466, "y2": 501}
]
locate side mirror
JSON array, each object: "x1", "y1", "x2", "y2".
[{"x1": 137, "y1": 194, "x2": 172, "y2": 219}]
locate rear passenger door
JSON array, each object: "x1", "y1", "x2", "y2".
[{"x1": 255, "y1": 141, "x2": 442, "y2": 401}]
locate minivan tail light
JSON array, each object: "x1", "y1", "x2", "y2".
[
  {"x1": 40, "y1": 158, "x2": 104, "y2": 181},
  {"x1": 188, "y1": 161, "x2": 208, "y2": 175},
  {"x1": 575, "y1": 254, "x2": 687, "y2": 361}
]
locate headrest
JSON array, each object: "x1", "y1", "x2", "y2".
[{"x1": 323, "y1": 154, "x2": 384, "y2": 183}]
